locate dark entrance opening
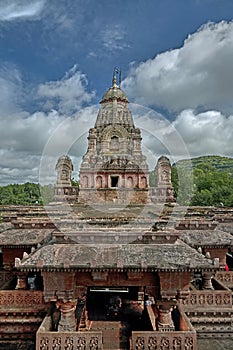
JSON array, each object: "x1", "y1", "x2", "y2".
[
  {"x1": 111, "y1": 176, "x2": 119, "y2": 188},
  {"x1": 86, "y1": 286, "x2": 137, "y2": 321},
  {"x1": 86, "y1": 286, "x2": 152, "y2": 349}
]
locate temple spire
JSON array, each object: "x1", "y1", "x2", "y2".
[{"x1": 112, "y1": 67, "x2": 121, "y2": 87}]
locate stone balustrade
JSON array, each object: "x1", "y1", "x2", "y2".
[
  {"x1": 131, "y1": 303, "x2": 197, "y2": 349},
  {"x1": 131, "y1": 331, "x2": 197, "y2": 350},
  {"x1": 182, "y1": 280, "x2": 232, "y2": 309},
  {"x1": 0, "y1": 290, "x2": 45, "y2": 308},
  {"x1": 215, "y1": 271, "x2": 233, "y2": 288},
  {"x1": 36, "y1": 316, "x2": 102, "y2": 350}
]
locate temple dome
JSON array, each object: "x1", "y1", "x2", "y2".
[{"x1": 101, "y1": 77, "x2": 128, "y2": 104}]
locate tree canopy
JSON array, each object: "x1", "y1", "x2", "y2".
[
  {"x1": 0, "y1": 183, "x2": 54, "y2": 205},
  {"x1": 172, "y1": 158, "x2": 233, "y2": 206},
  {"x1": 149, "y1": 155, "x2": 233, "y2": 207}
]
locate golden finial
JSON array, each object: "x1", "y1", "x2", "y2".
[{"x1": 113, "y1": 74, "x2": 117, "y2": 86}]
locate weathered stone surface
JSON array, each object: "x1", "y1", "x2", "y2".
[
  {"x1": 19, "y1": 241, "x2": 213, "y2": 270},
  {"x1": 0, "y1": 228, "x2": 53, "y2": 246},
  {"x1": 179, "y1": 229, "x2": 233, "y2": 247}
]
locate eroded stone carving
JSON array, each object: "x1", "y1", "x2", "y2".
[
  {"x1": 89, "y1": 336, "x2": 98, "y2": 350},
  {"x1": 40, "y1": 337, "x2": 49, "y2": 350},
  {"x1": 148, "y1": 336, "x2": 157, "y2": 350},
  {"x1": 135, "y1": 336, "x2": 145, "y2": 349},
  {"x1": 184, "y1": 337, "x2": 194, "y2": 350},
  {"x1": 160, "y1": 336, "x2": 170, "y2": 350}
]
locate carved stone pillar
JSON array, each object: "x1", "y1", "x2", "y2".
[
  {"x1": 202, "y1": 272, "x2": 214, "y2": 290},
  {"x1": 157, "y1": 301, "x2": 175, "y2": 331},
  {"x1": 57, "y1": 300, "x2": 77, "y2": 332},
  {"x1": 15, "y1": 272, "x2": 27, "y2": 290}
]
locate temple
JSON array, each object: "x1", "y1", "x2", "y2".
[
  {"x1": 79, "y1": 74, "x2": 149, "y2": 204},
  {"x1": 0, "y1": 75, "x2": 233, "y2": 350},
  {"x1": 54, "y1": 74, "x2": 175, "y2": 205}
]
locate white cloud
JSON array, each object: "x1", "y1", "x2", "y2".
[
  {"x1": 172, "y1": 109, "x2": 233, "y2": 157},
  {"x1": 37, "y1": 65, "x2": 95, "y2": 114},
  {"x1": 132, "y1": 106, "x2": 233, "y2": 165},
  {"x1": 0, "y1": 0, "x2": 45, "y2": 21},
  {"x1": 0, "y1": 63, "x2": 97, "y2": 185},
  {"x1": 122, "y1": 21, "x2": 233, "y2": 114},
  {"x1": 39, "y1": 105, "x2": 98, "y2": 185},
  {"x1": 101, "y1": 24, "x2": 130, "y2": 52},
  {"x1": 0, "y1": 106, "x2": 98, "y2": 185}
]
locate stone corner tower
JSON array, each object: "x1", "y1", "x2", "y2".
[
  {"x1": 54, "y1": 155, "x2": 78, "y2": 202},
  {"x1": 155, "y1": 156, "x2": 175, "y2": 202},
  {"x1": 79, "y1": 74, "x2": 149, "y2": 204}
]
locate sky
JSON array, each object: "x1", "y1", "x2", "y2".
[{"x1": 0, "y1": 0, "x2": 233, "y2": 185}]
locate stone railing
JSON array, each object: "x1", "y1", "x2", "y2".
[
  {"x1": 131, "y1": 331, "x2": 196, "y2": 350},
  {"x1": 131, "y1": 303, "x2": 197, "y2": 349},
  {"x1": 182, "y1": 282, "x2": 232, "y2": 309},
  {"x1": 36, "y1": 316, "x2": 102, "y2": 350},
  {"x1": 215, "y1": 271, "x2": 233, "y2": 288},
  {"x1": 0, "y1": 290, "x2": 45, "y2": 308}
]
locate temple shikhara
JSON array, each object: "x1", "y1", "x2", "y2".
[{"x1": 0, "y1": 74, "x2": 233, "y2": 350}]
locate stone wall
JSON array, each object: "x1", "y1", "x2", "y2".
[{"x1": 79, "y1": 188, "x2": 148, "y2": 205}]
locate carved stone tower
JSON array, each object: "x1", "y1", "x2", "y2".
[
  {"x1": 79, "y1": 74, "x2": 149, "y2": 204},
  {"x1": 155, "y1": 156, "x2": 175, "y2": 202},
  {"x1": 56, "y1": 155, "x2": 73, "y2": 186},
  {"x1": 54, "y1": 155, "x2": 78, "y2": 202}
]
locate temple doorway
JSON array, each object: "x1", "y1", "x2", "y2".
[
  {"x1": 86, "y1": 286, "x2": 134, "y2": 320},
  {"x1": 111, "y1": 176, "x2": 119, "y2": 188},
  {"x1": 85, "y1": 286, "x2": 152, "y2": 349}
]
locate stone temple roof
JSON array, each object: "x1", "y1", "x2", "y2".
[
  {"x1": 179, "y1": 229, "x2": 233, "y2": 247},
  {"x1": 18, "y1": 240, "x2": 214, "y2": 271},
  {"x1": 0, "y1": 229, "x2": 54, "y2": 246}
]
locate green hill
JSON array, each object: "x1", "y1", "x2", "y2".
[
  {"x1": 172, "y1": 155, "x2": 233, "y2": 206},
  {"x1": 174, "y1": 155, "x2": 233, "y2": 173}
]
